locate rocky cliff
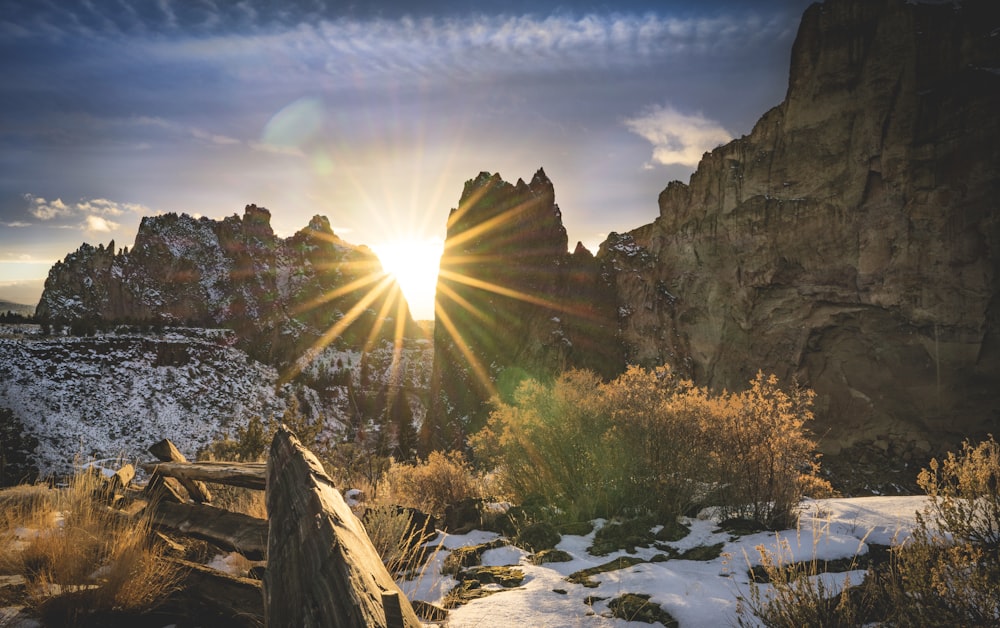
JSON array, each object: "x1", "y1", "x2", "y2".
[
  {"x1": 36, "y1": 205, "x2": 420, "y2": 366},
  {"x1": 431, "y1": 0, "x2": 1000, "y2": 457},
  {"x1": 614, "y1": 0, "x2": 1000, "y2": 453},
  {"x1": 422, "y1": 170, "x2": 621, "y2": 450}
]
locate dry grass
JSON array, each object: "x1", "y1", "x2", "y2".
[
  {"x1": 210, "y1": 484, "x2": 267, "y2": 519},
  {"x1": 381, "y1": 451, "x2": 485, "y2": 518},
  {"x1": 0, "y1": 467, "x2": 185, "y2": 624}
]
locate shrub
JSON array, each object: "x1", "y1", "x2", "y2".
[
  {"x1": 382, "y1": 450, "x2": 482, "y2": 518},
  {"x1": 886, "y1": 436, "x2": 1000, "y2": 626},
  {"x1": 471, "y1": 369, "x2": 616, "y2": 521},
  {"x1": 473, "y1": 366, "x2": 827, "y2": 526},
  {"x1": 709, "y1": 372, "x2": 826, "y2": 529},
  {"x1": 362, "y1": 504, "x2": 437, "y2": 576},
  {"x1": 738, "y1": 437, "x2": 1000, "y2": 627}
]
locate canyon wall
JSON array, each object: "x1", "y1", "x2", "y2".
[{"x1": 432, "y1": 0, "x2": 1000, "y2": 455}]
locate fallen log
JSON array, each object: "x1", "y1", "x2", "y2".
[
  {"x1": 165, "y1": 557, "x2": 264, "y2": 624},
  {"x1": 151, "y1": 501, "x2": 267, "y2": 560},
  {"x1": 148, "y1": 439, "x2": 213, "y2": 503},
  {"x1": 141, "y1": 461, "x2": 267, "y2": 491},
  {"x1": 264, "y1": 426, "x2": 422, "y2": 628}
]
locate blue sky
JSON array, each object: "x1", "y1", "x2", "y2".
[{"x1": 0, "y1": 0, "x2": 815, "y2": 317}]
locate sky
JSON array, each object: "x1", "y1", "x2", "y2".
[{"x1": 0, "y1": 0, "x2": 816, "y2": 319}]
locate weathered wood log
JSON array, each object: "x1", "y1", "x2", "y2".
[
  {"x1": 165, "y1": 556, "x2": 264, "y2": 623},
  {"x1": 145, "y1": 472, "x2": 188, "y2": 503},
  {"x1": 151, "y1": 501, "x2": 268, "y2": 560},
  {"x1": 141, "y1": 461, "x2": 267, "y2": 490},
  {"x1": 263, "y1": 426, "x2": 422, "y2": 628},
  {"x1": 148, "y1": 439, "x2": 213, "y2": 503}
]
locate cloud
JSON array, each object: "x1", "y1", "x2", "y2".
[
  {"x1": 141, "y1": 11, "x2": 796, "y2": 88},
  {"x1": 23, "y1": 194, "x2": 152, "y2": 223},
  {"x1": 190, "y1": 127, "x2": 241, "y2": 145},
  {"x1": 84, "y1": 215, "x2": 120, "y2": 232},
  {"x1": 2, "y1": 221, "x2": 32, "y2": 228},
  {"x1": 623, "y1": 104, "x2": 733, "y2": 168},
  {"x1": 27, "y1": 196, "x2": 71, "y2": 220}
]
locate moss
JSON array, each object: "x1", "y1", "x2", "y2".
[
  {"x1": 531, "y1": 549, "x2": 573, "y2": 565},
  {"x1": 677, "y1": 542, "x2": 725, "y2": 562},
  {"x1": 440, "y1": 538, "x2": 508, "y2": 575},
  {"x1": 589, "y1": 516, "x2": 657, "y2": 556},
  {"x1": 567, "y1": 556, "x2": 646, "y2": 588},
  {"x1": 608, "y1": 593, "x2": 679, "y2": 626},
  {"x1": 515, "y1": 521, "x2": 561, "y2": 552},
  {"x1": 442, "y1": 566, "x2": 525, "y2": 608},
  {"x1": 557, "y1": 521, "x2": 595, "y2": 537},
  {"x1": 654, "y1": 519, "x2": 690, "y2": 542}
]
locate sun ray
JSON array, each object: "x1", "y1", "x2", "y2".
[
  {"x1": 436, "y1": 268, "x2": 570, "y2": 313},
  {"x1": 433, "y1": 298, "x2": 496, "y2": 398},
  {"x1": 363, "y1": 280, "x2": 403, "y2": 353},
  {"x1": 278, "y1": 273, "x2": 396, "y2": 387},
  {"x1": 290, "y1": 270, "x2": 385, "y2": 316},
  {"x1": 443, "y1": 197, "x2": 541, "y2": 253},
  {"x1": 434, "y1": 280, "x2": 490, "y2": 326}
]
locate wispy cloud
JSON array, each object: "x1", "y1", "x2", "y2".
[
  {"x1": 141, "y1": 11, "x2": 794, "y2": 88},
  {"x1": 84, "y1": 215, "x2": 120, "y2": 232},
  {"x1": 26, "y1": 196, "x2": 71, "y2": 220},
  {"x1": 623, "y1": 104, "x2": 733, "y2": 168},
  {"x1": 2, "y1": 221, "x2": 32, "y2": 228},
  {"x1": 23, "y1": 194, "x2": 152, "y2": 229}
]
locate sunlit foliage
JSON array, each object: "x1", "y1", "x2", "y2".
[{"x1": 472, "y1": 365, "x2": 829, "y2": 526}]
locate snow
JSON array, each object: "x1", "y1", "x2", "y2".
[{"x1": 404, "y1": 496, "x2": 932, "y2": 627}]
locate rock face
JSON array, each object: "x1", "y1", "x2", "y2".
[
  {"x1": 422, "y1": 170, "x2": 621, "y2": 450},
  {"x1": 36, "y1": 205, "x2": 419, "y2": 365},
  {"x1": 610, "y1": 0, "x2": 1000, "y2": 452},
  {"x1": 431, "y1": 0, "x2": 1000, "y2": 455}
]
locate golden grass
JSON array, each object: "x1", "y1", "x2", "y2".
[{"x1": 0, "y1": 467, "x2": 185, "y2": 624}]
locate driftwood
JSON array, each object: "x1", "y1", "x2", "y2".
[
  {"x1": 142, "y1": 461, "x2": 267, "y2": 491},
  {"x1": 166, "y1": 557, "x2": 264, "y2": 623},
  {"x1": 151, "y1": 501, "x2": 268, "y2": 560},
  {"x1": 148, "y1": 439, "x2": 213, "y2": 503},
  {"x1": 263, "y1": 426, "x2": 421, "y2": 628}
]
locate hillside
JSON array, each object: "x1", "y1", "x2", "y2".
[{"x1": 0, "y1": 324, "x2": 432, "y2": 477}]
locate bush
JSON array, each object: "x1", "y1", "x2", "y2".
[
  {"x1": 382, "y1": 450, "x2": 483, "y2": 518},
  {"x1": 709, "y1": 372, "x2": 825, "y2": 529},
  {"x1": 887, "y1": 435, "x2": 1000, "y2": 626},
  {"x1": 472, "y1": 366, "x2": 828, "y2": 526},
  {"x1": 738, "y1": 437, "x2": 1000, "y2": 627}
]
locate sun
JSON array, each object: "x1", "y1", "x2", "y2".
[{"x1": 371, "y1": 237, "x2": 443, "y2": 321}]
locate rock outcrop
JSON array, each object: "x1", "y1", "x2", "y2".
[
  {"x1": 36, "y1": 205, "x2": 419, "y2": 365},
  {"x1": 430, "y1": 0, "x2": 1000, "y2": 456},
  {"x1": 422, "y1": 170, "x2": 621, "y2": 450},
  {"x1": 609, "y1": 0, "x2": 1000, "y2": 452}
]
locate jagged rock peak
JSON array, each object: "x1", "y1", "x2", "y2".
[
  {"x1": 305, "y1": 214, "x2": 335, "y2": 236},
  {"x1": 37, "y1": 205, "x2": 419, "y2": 364}
]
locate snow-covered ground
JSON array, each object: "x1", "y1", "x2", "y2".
[{"x1": 401, "y1": 496, "x2": 928, "y2": 627}]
